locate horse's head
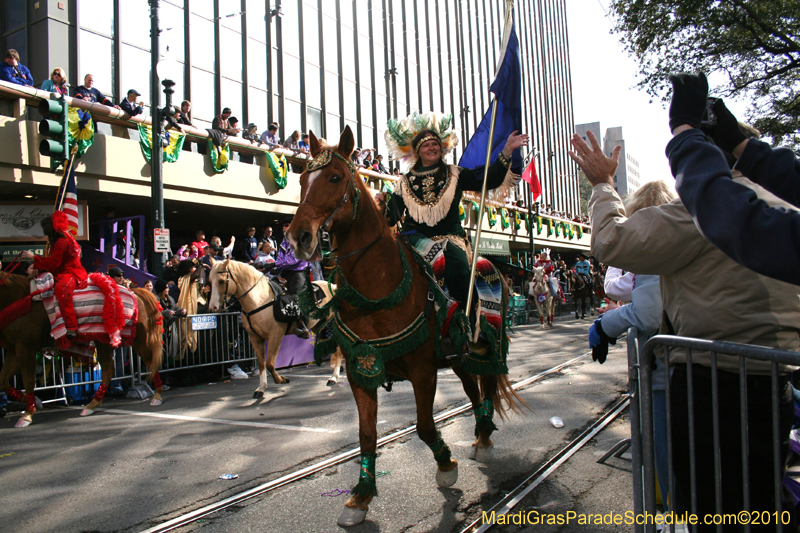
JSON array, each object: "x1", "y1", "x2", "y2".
[
  {"x1": 208, "y1": 259, "x2": 237, "y2": 313},
  {"x1": 288, "y1": 126, "x2": 361, "y2": 261},
  {"x1": 533, "y1": 266, "x2": 545, "y2": 282}
]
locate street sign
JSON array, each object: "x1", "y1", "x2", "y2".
[
  {"x1": 191, "y1": 315, "x2": 217, "y2": 331},
  {"x1": 154, "y1": 228, "x2": 170, "y2": 252}
]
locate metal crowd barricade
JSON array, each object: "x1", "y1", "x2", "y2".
[
  {"x1": 0, "y1": 312, "x2": 257, "y2": 407},
  {"x1": 156, "y1": 312, "x2": 257, "y2": 376},
  {"x1": 0, "y1": 345, "x2": 137, "y2": 406},
  {"x1": 630, "y1": 334, "x2": 800, "y2": 533}
]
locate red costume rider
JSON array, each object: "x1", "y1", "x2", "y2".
[{"x1": 31, "y1": 211, "x2": 88, "y2": 333}]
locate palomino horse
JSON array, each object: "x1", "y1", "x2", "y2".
[
  {"x1": 566, "y1": 270, "x2": 595, "y2": 319},
  {"x1": 530, "y1": 266, "x2": 555, "y2": 328},
  {"x1": 207, "y1": 259, "x2": 337, "y2": 396},
  {"x1": 288, "y1": 127, "x2": 520, "y2": 527},
  {"x1": 0, "y1": 272, "x2": 163, "y2": 427}
]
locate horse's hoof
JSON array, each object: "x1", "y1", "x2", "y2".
[
  {"x1": 474, "y1": 445, "x2": 494, "y2": 463},
  {"x1": 436, "y1": 464, "x2": 459, "y2": 488},
  {"x1": 253, "y1": 391, "x2": 264, "y2": 399},
  {"x1": 150, "y1": 398, "x2": 163, "y2": 407},
  {"x1": 15, "y1": 417, "x2": 31, "y2": 428},
  {"x1": 282, "y1": 378, "x2": 291, "y2": 384},
  {"x1": 80, "y1": 408, "x2": 94, "y2": 417},
  {"x1": 337, "y1": 506, "x2": 368, "y2": 527},
  {"x1": 35, "y1": 397, "x2": 43, "y2": 411},
  {"x1": 326, "y1": 379, "x2": 336, "y2": 386}
]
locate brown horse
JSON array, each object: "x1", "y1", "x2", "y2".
[
  {"x1": 566, "y1": 270, "x2": 595, "y2": 319},
  {"x1": 0, "y1": 272, "x2": 164, "y2": 427},
  {"x1": 288, "y1": 126, "x2": 520, "y2": 527}
]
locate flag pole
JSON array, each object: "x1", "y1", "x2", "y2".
[
  {"x1": 464, "y1": 0, "x2": 514, "y2": 318},
  {"x1": 464, "y1": 98, "x2": 499, "y2": 318}
]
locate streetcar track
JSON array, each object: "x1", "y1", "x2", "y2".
[
  {"x1": 459, "y1": 395, "x2": 631, "y2": 533},
  {"x1": 139, "y1": 351, "x2": 594, "y2": 533}
]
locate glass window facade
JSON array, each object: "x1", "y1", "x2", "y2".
[{"x1": 20, "y1": 0, "x2": 578, "y2": 212}]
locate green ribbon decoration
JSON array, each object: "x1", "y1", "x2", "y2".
[
  {"x1": 351, "y1": 452, "x2": 378, "y2": 498},
  {"x1": 265, "y1": 151, "x2": 288, "y2": 189},
  {"x1": 138, "y1": 124, "x2": 186, "y2": 163}
]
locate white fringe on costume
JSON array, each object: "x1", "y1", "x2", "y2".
[{"x1": 397, "y1": 165, "x2": 460, "y2": 227}]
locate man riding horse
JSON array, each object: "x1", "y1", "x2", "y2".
[
  {"x1": 575, "y1": 252, "x2": 593, "y2": 287},
  {"x1": 383, "y1": 112, "x2": 528, "y2": 313}
]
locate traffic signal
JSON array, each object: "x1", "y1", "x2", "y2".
[{"x1": 38, "y1": 95, "x2": 69, "y2": 171}]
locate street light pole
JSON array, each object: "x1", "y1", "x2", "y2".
[{"x1": 149, "y1": 0, "x2": 165, "y2": 278}]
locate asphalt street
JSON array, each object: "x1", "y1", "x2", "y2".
[{"x1": 0, "y1": 316, "x2": 633, "y2": 533}]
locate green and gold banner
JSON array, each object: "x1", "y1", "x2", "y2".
[
  {"x1": 265, "y1": 151, "x2": 288, "y2": 189},
  {"x1": 207, "y1": 139, "x2": 231, "y2": 173},
  {"x1": 138, "y1": 124, "x2": 186, "y2": 163},
  {"x1": 68, "y1": 107, "x2": 94, "y2": 157}
]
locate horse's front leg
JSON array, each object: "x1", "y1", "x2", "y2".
[
  {"x1": 5, "y1": 350, "x2": 42, "y2": 428},
  {"x1": 81, "y1": 345, "x2": 114, "y2": 416},
  {"x1": 248, "y1": 331, "x2": 269, "y2": 398},
  {"x1": 339, "y1": 373, "x2": 378, "y2": 528},
  {"x1": 409, "y1": 353, "x2": 458, "y2": 486},
  {"x1": 265, "y1": 332, "x2": 289, "y2": 385}
]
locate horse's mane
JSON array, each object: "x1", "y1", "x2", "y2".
[
  {"x1": 0, "y1": 272, "x2": 30, "y2": 291},
  {"x1": 211, "y1": 259, "x2": 263, "y2": 284}
]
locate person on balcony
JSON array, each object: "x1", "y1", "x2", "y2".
[
  {"x1": 41, "y1": 67, "x2": 67, "y2": 95},
  {"x1": 0, "y1": 49, "x2": 33, "y2": 87},
  {"x1": 211, "y1": 107, "x2": 240, "y2": 136},
  {"x1": 119, "y1": 89, "x2": 144, "y2": 117},
  {"x1": 74, "y1": 74, "x2": 120, "y2": 109}
]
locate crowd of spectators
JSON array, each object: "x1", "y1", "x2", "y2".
[{"x1": 535, "y1": 202, "x2": 589, "y2": 225}]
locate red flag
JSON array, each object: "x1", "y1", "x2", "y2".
[{"x1": 522, "y1": 158, "x2": 541, "y2": 200}]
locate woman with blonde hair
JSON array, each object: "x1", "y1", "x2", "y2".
[
  {"x1": 589, "y1": 179, "x2": 675, "y2": 509},
  {"x1": 41, "y1": 67, "x2": 68, "y2": 95}
]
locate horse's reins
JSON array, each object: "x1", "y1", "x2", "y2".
[{"x1": 218, "y1": 268, "x2": 274, "y2": 331}]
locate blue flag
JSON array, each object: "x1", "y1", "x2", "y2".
[{"x1": 458, "y1": 4, "x2": 523, "y2": 176}]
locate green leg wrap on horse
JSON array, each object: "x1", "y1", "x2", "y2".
[
  {"x1": 443, "y1": 243, "x2": 470, "y2": 310},
  {"x1": 351, "y1": 452, "x2": 378, "y2": 497},
  {"x1": 426, "y1": 431, "x2": 453, "y2": 466},
  {"x1": 474, "y1": 397, "x2": 498, "y2": 437}
]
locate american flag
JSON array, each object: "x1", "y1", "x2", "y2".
[{"x1": 55, "y1": 159, "x2": 79, "y2": 237}]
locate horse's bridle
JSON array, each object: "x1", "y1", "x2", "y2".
[
  {"x1": 306, "y1": 149, "x2": 380, "y2": 263},
  {"x1": 216, "y1": 268, "x2": 267, "y2": 311}
]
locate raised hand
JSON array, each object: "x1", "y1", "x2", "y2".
[
  {"x1": 568, "y1": 130, "x2": 620, "y2": 187},
  {"x1": 668, "y1": 72, "x2": 708, "y2": 132}
]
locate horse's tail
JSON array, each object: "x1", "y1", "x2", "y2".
[
  {"x1": 480, "y1": 374, "x2": 526, "y2": 420},
  {"x1": 132, "y1": 288, "x2": 163, "y2": 382}
]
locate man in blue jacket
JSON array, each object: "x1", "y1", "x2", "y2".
[
  {"x1": 120, "y1": 89, "x2": 144, "y2": 116},
  {"x1": 0, "y1": 49, "x2": 33, "y2": 86},
  {"x1": 74, "y1": 74, "x2": 120, "y2": 109},
  {"x1": 669, "y1": 73, "x2": 800, "y2": 286}
]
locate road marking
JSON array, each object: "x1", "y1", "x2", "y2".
[{"x1": 67, "y1": 407, "x2": 338, "y2": 433}]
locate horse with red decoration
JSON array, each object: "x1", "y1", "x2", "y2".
[{"x1": 1, "y1": 212, "x2": 164, "y2": 427}]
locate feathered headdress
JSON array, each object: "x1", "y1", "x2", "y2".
[
  {"x1": 384, "y1": 111, "x2": 458, "y2": 168},
  {"x1": 51, "y1": 211, "x2": 70, "y2": 233}
]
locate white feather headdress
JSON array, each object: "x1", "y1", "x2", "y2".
[{"x1": 384, "y1": 111, "x2": 459, "y2": 168}]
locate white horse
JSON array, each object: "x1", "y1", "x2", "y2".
[
  {"x1": 530, "y1": 266, "x2": 555, "y2": 328},
  {"x1": 208, "y1": 259, "x2": 339, "y2": 396}
]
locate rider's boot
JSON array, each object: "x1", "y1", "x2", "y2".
[{"x1": 293, "y1": 316, "x2": 311, "y2": 339}]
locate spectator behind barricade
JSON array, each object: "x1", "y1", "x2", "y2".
[
  {"x1": 114, "y1": 229, "x2": 138, "y2": 267},
  {"x1": 283, "y1": 130, "x2": 301, "y2": 151},
  {"x1": 108, "y1": 266, "x2": 130, "y2": 288},
  {"x1": 74, "y1": 74, "x2": 120, "y2": 109},
  {"x1": 259, "y1": 226, "x2": 277, "y2": 260},
  {"x1": 297, "y1": 133, "x2": 310, "y2": 153},
  {"x1": 587, "y1": 180, "x2": 675, "y2": 509},
  {"x1": 260, "y1": 123, "x2": 279, "y2": 146},
  {"x1": 392, "y1": 167, "x2": 400, "y2": 177},
  {"x1": 210, "y1": 235, "x2": 235, "y2": 259},
  {"x1": 41, "y1": 67, "x2": 68, "y2": 95},
  {"x1": 374, "y1": 154, "x2": 388, "y2": 174},
  {"x1": 191, "y1": 230, "x2": 209, "y2": 257},
  {"x1": 241, "y1": 227, "x2": 258, "y2": 263},
  {"x1": 177, "y1": 100, "x2": 206, "y2": 155},
  {"x1": 212, "y1": 107, "x2": 240, "y2": 136},
  {"x1": 570, "y1": 122, "x2": 800, "y2": 531},
  {"x1": 668, "y1": 83, "x2": 800, "y2": 287},
  {"x1": 362, "y1": 151, "x2": 373, "y2": 170},
  {"x1": 120, "y1": 89, "x2": 144, "y2": 117},
  {"x1": 253, "y1": 241, "x2": 276, "y2": 274},
  {"x1": 155, "y1": 279, "x2": 186, "y2": 362},
  {"x1": 0, "y1": 49, "x2": 32, "y2": 86}
]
